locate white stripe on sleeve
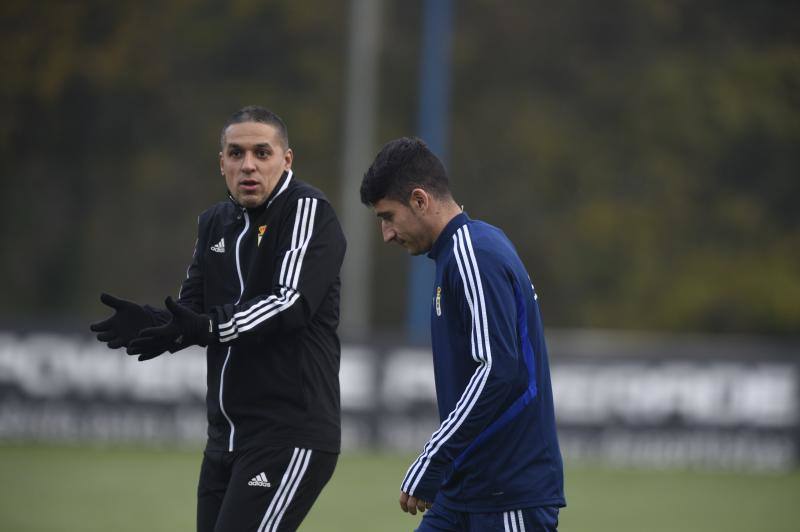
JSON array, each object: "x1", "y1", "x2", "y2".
[
  {"x1": 400, "y1": 225, "x2": 493, "y2": 495},
  {"x1": 217, "y1": 198, "x2": 318, "y2": 341}
]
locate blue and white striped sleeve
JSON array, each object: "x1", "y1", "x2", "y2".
[{"x1": 401, "y1": 225, "x2": 522, "y2": 501}]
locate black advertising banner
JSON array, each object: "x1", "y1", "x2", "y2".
[{"x1": 1, "y1": 331, "x2": 797, "y2": 471}]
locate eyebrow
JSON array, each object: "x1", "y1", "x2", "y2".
[{"x1": 227, "y1": 142, "x2": 273, "y2": 150}]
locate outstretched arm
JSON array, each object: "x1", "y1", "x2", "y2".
[{"x1": 127, "y1": 198, "x2": 346, "y2": 357}]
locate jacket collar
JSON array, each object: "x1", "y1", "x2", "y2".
[
  {"x1": 428, "y1": 212, "x2": 470, "y2": 260},
  {"x1": 266, "y1": 169, "x2": 293, "y2": 209}
]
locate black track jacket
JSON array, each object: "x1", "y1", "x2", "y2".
[{"x1": 177, "y1": 170, "x2": 346, "y2": 453}]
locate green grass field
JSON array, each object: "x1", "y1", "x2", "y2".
[{"x1": 1, "y1": 444, "x2": 798, "y2": 531}]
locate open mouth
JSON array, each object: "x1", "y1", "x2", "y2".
[{"x1": 239, "y1": 179, "x2": 260, "y2": 191}]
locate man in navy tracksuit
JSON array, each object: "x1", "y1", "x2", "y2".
[
  {"x1": 91, "y1": 106, "x2": 346, "y2": 531},
  {"x1": 361, "y1": 137, "x2": 565, "y2": 531}
]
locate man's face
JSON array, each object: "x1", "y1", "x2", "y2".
[
  {"x1": 220, "y1": 122, "x2": 293, "y2": 208},
  {"x1": 373, "y1": 198, "x2": 433, "y2": 256}
]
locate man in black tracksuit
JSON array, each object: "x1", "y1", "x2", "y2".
[{"x1": 91, "y1": 106, "x2": 346, "y2": 531}]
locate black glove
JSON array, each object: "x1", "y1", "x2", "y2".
[
  {"x1": 90, "y1": 293, "x2": 157, "y2": 349},
  {"x1": 127, "y1": 296, "x2": 214, "y2": 361}
]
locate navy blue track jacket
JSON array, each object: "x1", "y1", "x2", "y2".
[{"x1": 401, "y1": 212, "x2": 565, "y2": 512}]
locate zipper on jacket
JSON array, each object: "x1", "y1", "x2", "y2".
[{"x1": 219, "y1": 209, "x2": 250, "y2": 451}]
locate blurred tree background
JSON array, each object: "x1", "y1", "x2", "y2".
[{"x1": 1, "y1": 0, "x2": 798, "y2": 335}]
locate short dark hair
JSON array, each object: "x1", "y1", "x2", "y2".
[
  {"x1": 220, "y1": 105, "x2": 289, "y2": 149},
  {"x1": 360, "y1": 137, "x2": 450, "y2": 206}
]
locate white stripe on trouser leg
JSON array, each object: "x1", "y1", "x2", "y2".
[
  {"x1": 258, "y1": 448, "x2": 312, "y2": 532},
  {"x1": 517, "y1": 509, "x2": 526, "y2": 532},
  {"x1": 503, "y1": 511, "x2": 511, "y2": 532},
  {"x1": 258, "y1": 448, "x2": 301, "y2": 532},
  {"x1": 269, "y1": 449, "x2": 312, "y2": 531},
  {"x1": 510, "y1": 510, "x2": 520, "y2": 532}
]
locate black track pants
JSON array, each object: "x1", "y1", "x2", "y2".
[{"x1": 197, "y1": 446, "x2": 337, "y2": 532}]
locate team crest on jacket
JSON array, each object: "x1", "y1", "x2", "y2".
[
  {"x1": 435, "y1": 286, "x2": 442, "y2": 316},
  {"x1": 257, "y1": 225, "x2": 268, "y2": 246}
]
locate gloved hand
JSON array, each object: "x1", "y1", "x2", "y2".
[
  {"x1": 127, "y1": 296, "x2": 214, "y2": 361},
  {"x1": 90, "y1": 293, "x2": 156, "y2": 349}
]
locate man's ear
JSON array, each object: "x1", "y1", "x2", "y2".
[{"x1": 409, "y1": 188, "x2": 429, "y2": 213}]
